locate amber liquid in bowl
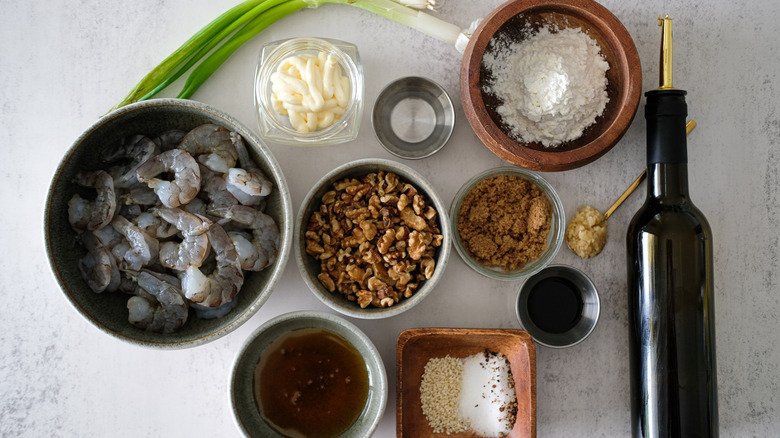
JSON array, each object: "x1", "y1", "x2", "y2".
[{"x1": 253, "y1": 328, "x2": 369, "y2": 438}]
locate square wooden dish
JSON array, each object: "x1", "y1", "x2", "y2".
[{"x1": 396, "y1": 328, "x2": 536, "y2": 437}]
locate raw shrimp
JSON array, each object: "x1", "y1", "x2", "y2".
[
  {"x1": 178, "y1": 124, "x2": 238, "y2": 173},
  {"x1": 225, "y1": 132, "x2": 273, "y2": 205},
  {"x1": 182, "y1": 197, "x2": 207, "y2": 217},
  {"x1": 135, "y1": 211, "x2": 178, "y2": 239},
  {"x1": 111, "y1": 215, "x2": 160, "y2": 271},
  {"x1": 209, "y1": 205, "x2": 279, "y2": 271},
  {"x1": 91, "y1": 223, "x2": 129, "y2": 273},
  {"x1": 191, "y1": 299, "x2": 238, "y2": 320},
  {"x1": 78, "y1": 230, "x2": 121, "y2": 293},
  {"x1": 125, "y1": 270, "x2": 189, "y2": 334},
  {"x1": 68, "y1": 170, "x2": 117, "y2": 231},
  {"x1": 117, "y1": 203, "x2": 142, "y2": 221},
  {"x1": 181, "y1": 223, "x2": 244, "y2": 307},
  {"x1": 198, "y1": 164, "x2": 239, "y2": 210},
  {"x1": 136, "y1": 149, "x2": 201, "y2": 208},
  {"x1": 119, "y1": 186, "x2": 159, "y2": 206},
  {"x1": 92, "y1": 222, "x2": 124, "y2": 250},
  {"x1": 120, "y1": 269, "x2": 178, "y2": 300},
  {"x1": 152, "y1": 129, "x2": 187, "y2": 151},
  {"x1": 101, "y1": 135, "x2": 160, "y2": 189},
  {"x1": 155, "y1": 207, "x2": 211, "y2": 271}
]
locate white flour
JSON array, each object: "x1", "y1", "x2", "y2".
[{"x1": 483, "y1": 26, "x2": 610, "y2": 147}]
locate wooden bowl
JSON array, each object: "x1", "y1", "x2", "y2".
[
  {"x1": 396, "y1": 328, "x2": 536, "y2": 437},
  {"x1": 460, "y1": 0, "x2": 641, "y2": 171}
]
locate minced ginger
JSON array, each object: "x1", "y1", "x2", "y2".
[{"x1": 565, "y1": 205, "x2": 607, "y2": 258}]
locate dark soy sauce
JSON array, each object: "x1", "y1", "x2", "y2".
[{"x1": 527, "y1": 277, "x2": 583, "y2": 334}]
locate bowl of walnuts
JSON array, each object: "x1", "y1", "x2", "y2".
[{"x1": 294, "y1": 158, "x2": 451, "y2": 319}]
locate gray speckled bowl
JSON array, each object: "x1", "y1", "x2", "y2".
[
  {"x1": 294, "y1": 158, "x2": 451, "y2": 319},
  {"x1": 44, "y1": 99, "x2": 293, "y2": 349},
  {"x1": 230, "y1": 310, "x2": 387, "y2": 437}
]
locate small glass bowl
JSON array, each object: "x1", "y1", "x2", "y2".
[
  {"x1": 255, "y1": 37, "x2": 364, "y2": 146},
  {"x1": 450, "y1": 167, "x2": 565, "y2": 280}
]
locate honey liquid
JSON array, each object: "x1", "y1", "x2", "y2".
[{"x1": 253, "y1": 328, "x2": 369, "y2": 438}]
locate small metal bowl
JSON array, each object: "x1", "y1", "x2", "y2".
[
  {"x1": 372, "y1": 77, "x2": 454, "y2": 160},
  {"x1": 515, "y1": 265, "x2": 600, "y2": 348}
]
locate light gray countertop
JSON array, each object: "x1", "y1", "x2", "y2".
[{"x1": 1, "y1": 1, "x2": 778, "y2": 436}]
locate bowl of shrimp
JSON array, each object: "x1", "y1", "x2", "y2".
[{"x1": 44, "y1": 98, "x2": 293, "y2": 349}]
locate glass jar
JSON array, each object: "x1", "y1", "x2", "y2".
[
  {"x1": 450, "y1": 167, "x2": 565, "y2": 280},
  {"x1": 255, "y1": 37, "x2": 363, "y2": 146}
]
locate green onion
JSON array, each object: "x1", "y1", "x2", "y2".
[
  {"x1": 112, "y1": 0, "x2": 265, "y2": 110},
  {"x1": 112, "y1": 0, "x2": 461, "y2": 110}
]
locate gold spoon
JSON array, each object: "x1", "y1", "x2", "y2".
[{"x1": 565, "y1": 120, "x2": 696, "y2": 258}]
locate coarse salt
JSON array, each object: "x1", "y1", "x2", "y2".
[{"x1": 482, "y1": 26, "x2": 610, "y2": 147}]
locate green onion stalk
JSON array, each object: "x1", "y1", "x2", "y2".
[{"x1": 111, "y1": 0, "x2": 465, "y2": 111}]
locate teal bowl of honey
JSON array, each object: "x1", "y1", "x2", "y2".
[{"x1": 230, "y1": 310, "x2": 387, "y2": 437}]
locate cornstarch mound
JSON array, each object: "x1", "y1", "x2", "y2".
[
  {"x1": 482, "y1": 26, "x2": 610, "y2": 147},
  {"x1": 420, "y1": 351, "x2": 518, "y2": 437}
]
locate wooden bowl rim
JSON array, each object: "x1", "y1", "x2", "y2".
[
  {"x1": 460, "y1": 0, "x2": 642, "y2": 171},
  {"x1": 395, "y1": 327, "x2": 537, "y2": 437}
]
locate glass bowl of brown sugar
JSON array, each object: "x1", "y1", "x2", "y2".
[{"x1": 450, "y1": 167, "x2": 564, "y2": 280}]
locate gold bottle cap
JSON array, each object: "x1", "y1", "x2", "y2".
[{"x1": 658, "y1": 15, "x2": 675, "y2": 89}]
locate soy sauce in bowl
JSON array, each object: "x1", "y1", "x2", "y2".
[
  {"x1": 516, "y1": 265, "x2": 600, "y2": 348},
  {"x1": 526, "y1": 276, "x2": 584, "y2": 334}
]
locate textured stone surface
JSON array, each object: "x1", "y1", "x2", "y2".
[{"x1": 1, "y1": 1, "x2": 778, "y2": 437}]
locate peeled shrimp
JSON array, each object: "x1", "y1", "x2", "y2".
[
  {"x1": 126, "y1": 269, "x2": 189, "y2": 333},
  {"x1": 136, "y1": 149, "x2": 201, "y2": 208},
  {"x1": 119, "y1": 186, "x2": 160, "y2": 207},
  {"x1": 178, "y1": 124, "x2": 238, "y2": 174},
  {"x1": 90, "y1": 223, "x2": 130, "y2": 275},
  {"x1": 68, "y1": 170, "x2": 117, "y2": 231},
  {"x1": 91, "y1": 222, "x2": 124, "y2": 250},
  {"x1": 155, "y1": 207, "x2": 211, "y2": 271},
  {"x1": 199, "y1": 164, "x2": 239, "y2": 211},
  {"x1": 111, "y1": 215, "x2": 160, "y2": 271},
  {"x1": 152, "y1": 129, "x2": 187, "y2": 151},
  {"x1": 101, "y1": 135, "x2": 160, "y2": 189},
  {"x1": 225, "y1": 132, "x2": 273, "y2": 205},
  {"x1": 190, "y1": 299, "x2": 238, "y2": 320},
  {"x1": 181, "y1": 197, "x2": 208, "y2": 217},
  {"x1": 135, "y1": 211, "x2": 178, "y2": 239},
  {"x1": 209, "y1": 205, "x2": 279, "y2": 271},
  {"x1": 78, "y1": 230, "x2": 121, "y2": 293},
  {"x1": 181, "y1": 223, "x2": 244, "y2": 307}
]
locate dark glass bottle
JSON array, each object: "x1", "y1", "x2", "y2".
[{"x1": 626, "y1": 87, "x2": 719, "y2": 437}]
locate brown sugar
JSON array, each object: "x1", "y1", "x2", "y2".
[{"x1": 457, "y1": 174, "x2": 551, "y2": 271}]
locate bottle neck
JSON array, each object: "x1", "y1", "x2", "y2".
[
  {"x1": 645, "y1": 89, "x2": 688, "y2": 165},
  {"x1": 647, "y1": 163, "x2": 689, "y2": 202},
  {"x1": 645, "y1": 88, "x2": 690, "y2": 203}
]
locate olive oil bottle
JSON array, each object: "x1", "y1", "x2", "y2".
[{"x1": 626, "y1": 16, "x2": 718, "y2": 437}]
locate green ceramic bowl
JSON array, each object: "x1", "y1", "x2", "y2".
[
  {"x1": 44, "y1": 99, "x2": 293, "y2": 349},
  {"x1": 230, "y1": 311, "x2": 387, "y2": 437},
  {"x1": 294, "y1": 158, "x2": 451, "y2": 319}
]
